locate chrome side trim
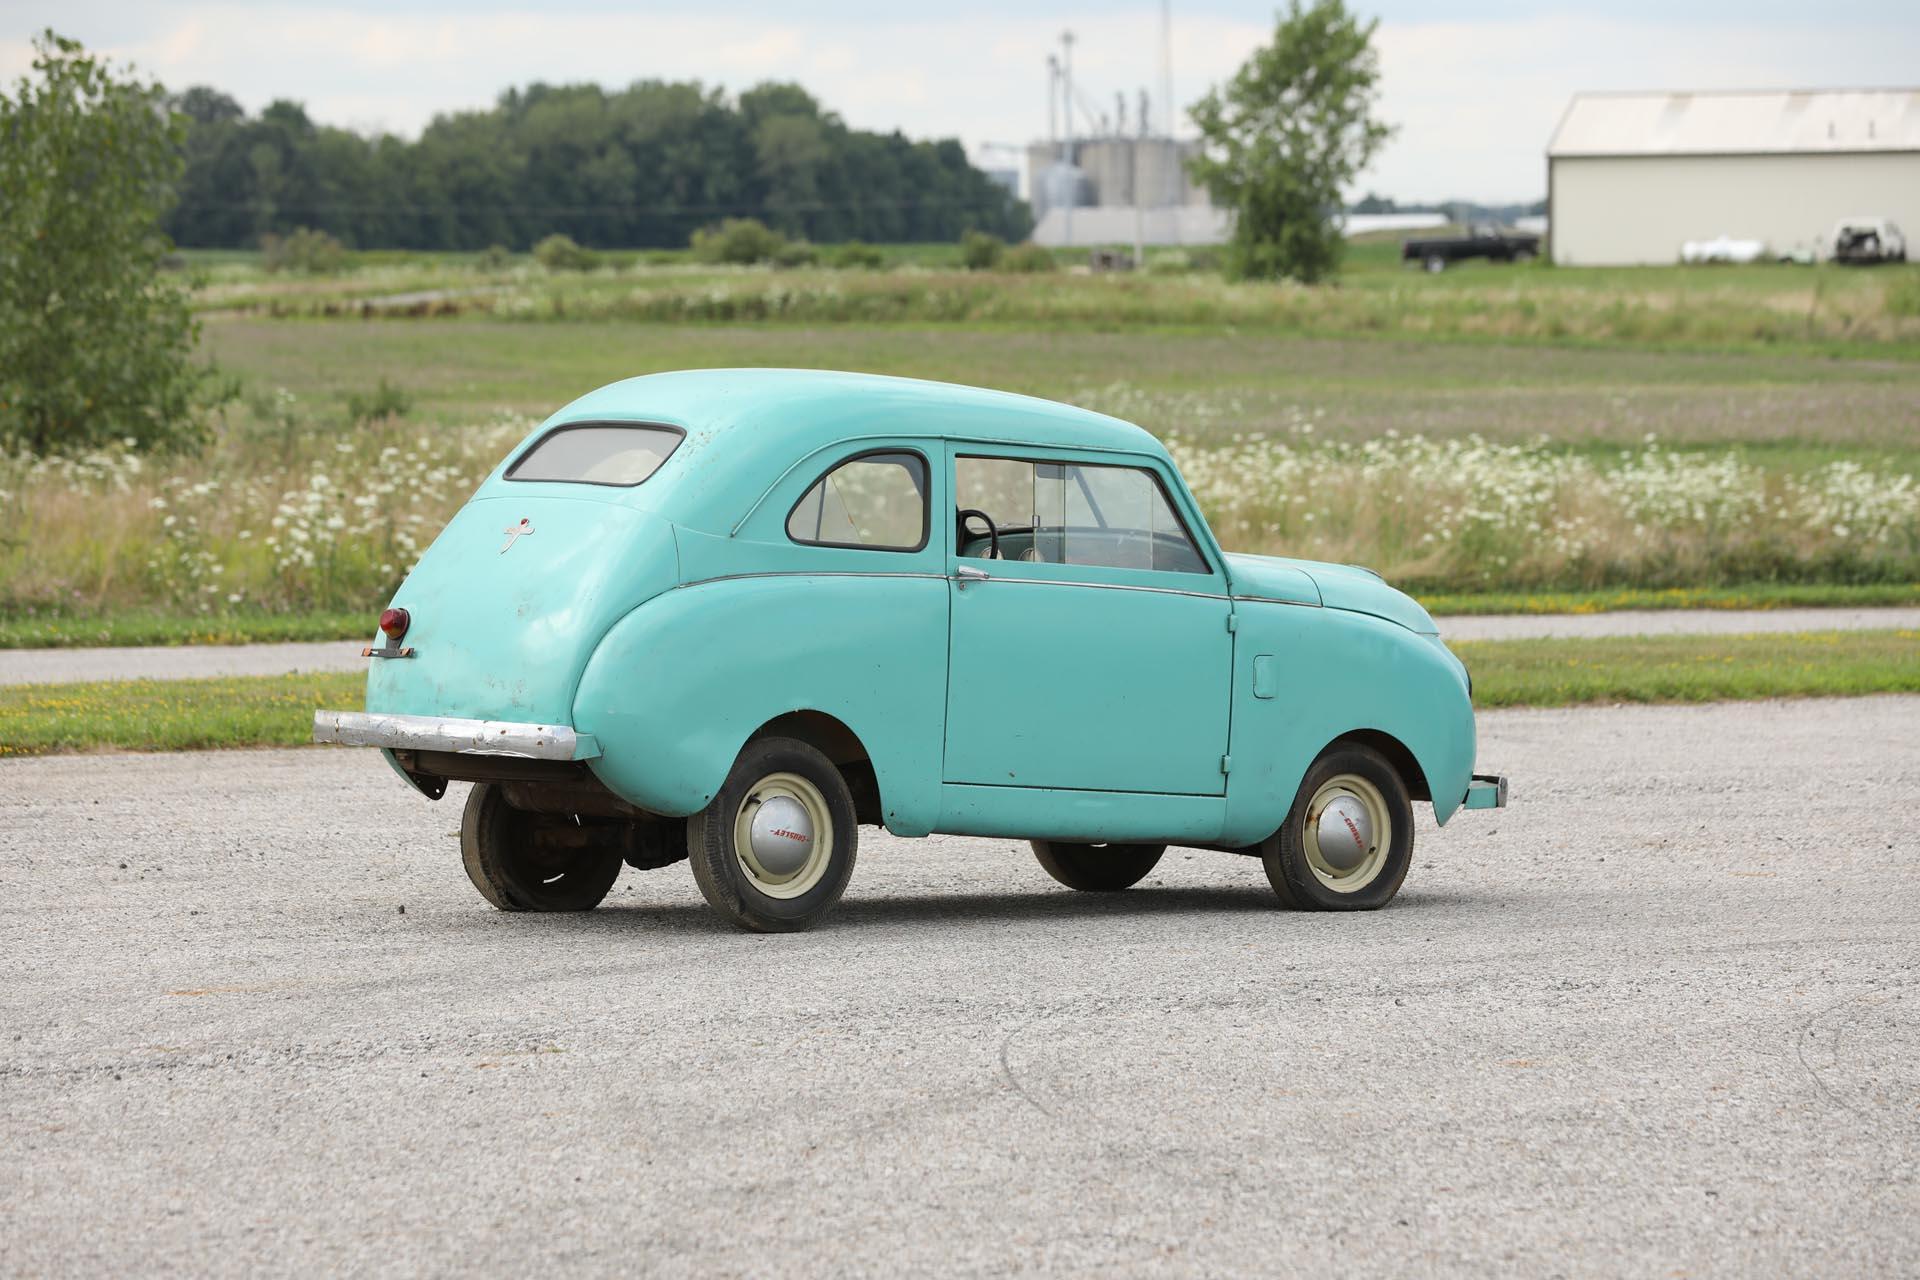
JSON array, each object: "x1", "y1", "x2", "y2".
[
  {"x1": 677, "y1": 571, "x2": 948, "y2": 589},
  {"x1": 312, "y1": 710, "x2": 597, "y2": 761},
  {"x1": 674, "y1": 568, "x2": 1230, "y2": 602},
  {"x1": 954, "y1": 574, "x2": 1226, "y2": 601},
  {"x1": 1231, "y1": 594, "x2": 1324, "y2": 609}
]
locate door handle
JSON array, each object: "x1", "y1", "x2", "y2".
[{"x1": 954, "y1": 565, "x2": 990, "y2": 589}]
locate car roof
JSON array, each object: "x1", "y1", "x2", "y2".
[
  {"x1": 496, "y1": 369, "x2": 1171, "y2": 533},
  {"x1": 547, "y1": 368, "x2": 1160, "y2": 455}
]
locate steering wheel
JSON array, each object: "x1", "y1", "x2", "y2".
[{"x1": 956, "y1": 508, "x2": 1001, "y2": 560}]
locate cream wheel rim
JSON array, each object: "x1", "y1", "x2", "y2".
[
  {"x1": 732, "y1": 772, "x2": 833, "y2": 900},
  {"x1": 1303, "y1": 773, "x2": 1391, "y2": 893}
]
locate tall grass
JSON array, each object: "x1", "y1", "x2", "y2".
[
  {"x1": 4, "y1": 399, "x2": 1915, "y2": 616},
  {"x1": 1, "y1": 407, "x2": 528, "y2": 617},
  {"x1": 1165, "y1": 422, "x2": 1918, "y2": 593}
]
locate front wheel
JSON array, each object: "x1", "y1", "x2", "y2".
[
  {"x1": 1423, "y1": 254, "x2": 1447, "y2": 273},
  {"x1": 1031, "y1": 840, "x2": 1165, "y2": 891},
  {"x1": 688, "y1": 737, "x2": 858, "y2": 932},
  {"x1": 1262, "y1": 744, "x2": 1413, "y2": 911},
  {"x1": 460, "y1": 782, "x2": 625, "y2": 911}
]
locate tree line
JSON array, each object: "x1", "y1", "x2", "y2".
[{"x1": 165, "y1": 80, "x2": 1031, "y2": 251}]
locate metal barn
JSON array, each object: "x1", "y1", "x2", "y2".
[{"x1": 1546, "y1": 89, "x2": 1920, "y2": 266}]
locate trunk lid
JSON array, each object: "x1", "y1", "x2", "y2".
[{"x1": 366, "y1": 495, "x2": 677, "y2": 725}]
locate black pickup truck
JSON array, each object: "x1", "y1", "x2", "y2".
[{"x1": 1402, "y1": 224, "x2": 1541, "y2": 272}]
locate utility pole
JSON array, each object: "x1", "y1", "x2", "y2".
[
  {"x1": 1061, "y1": 29, "x2": 1076, "y2": 248},
  {"x1": 1159, "y1": 0, "x2": 1177, "y2": 245}
]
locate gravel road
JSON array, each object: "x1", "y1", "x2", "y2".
[
  {"x1": 5, "y1": 605, "x2": 1918, "y2": 686},
  {"x1": 4, "y1": 698, "x2": 1916, "y2": 1276}
]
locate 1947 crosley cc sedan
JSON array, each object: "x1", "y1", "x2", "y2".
[{"x1": 314, "y1": 369, "x2": 1507, "y2": 932}]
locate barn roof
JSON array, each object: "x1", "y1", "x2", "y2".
[{"x1": 1548, "y1": 89, "x2": 1920, "y2": 158}]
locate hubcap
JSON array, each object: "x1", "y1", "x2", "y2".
[
  {"x1": 1303, "y1": 773, "x2": 1391, "y2": 893},
  {"x1": 1314, "y1": 794, "x2": 1374, "y2": 872},
  {"x1": 748, "y1": 795, "x2": 814, "y2": 877},
  {"x1": 732, "y1": 772, "x2": 833, "y2": 900}
]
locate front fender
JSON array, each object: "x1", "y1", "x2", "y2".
[
  {"x1": 571, "y1": 575, "x2": 948, "y2": 831},
  {"x1": 1221, "y1": 606, "x2": 1476, "y2": 846}
]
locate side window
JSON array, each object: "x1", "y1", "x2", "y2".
[
  {"x1": 954, "y1": 455, "x2": 1207, "y2": 574},
  {"x1": 787, "y1": 451, "x2": 928, "y2": 551}
]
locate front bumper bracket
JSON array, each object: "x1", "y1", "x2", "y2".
[{"x1": 1463, "y1": 773, "x2": 1509, "y2": 810}]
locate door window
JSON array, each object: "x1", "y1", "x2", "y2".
[
  {"x1": 787, "y1": 451, "x2": 928, "y2": 551},
  {"x1": 955, "y1": 455, "x2": 1207, "y2": 574}
]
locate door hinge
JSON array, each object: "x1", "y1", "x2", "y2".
[
  {"x1": 1225, "y1": 612, "x2": 1237, "y2": 633},
  {"x1": 1220, "y1": 754, "x2": 1232, "y2": 775}
]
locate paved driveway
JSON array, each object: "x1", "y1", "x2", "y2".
[{"x1": 3, "y1": 697, "x2": 1916, "y2": 1274}]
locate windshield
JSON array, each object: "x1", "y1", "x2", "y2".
[{"x1": 505, "y1": 423, "x2": 684, "y2": 487}]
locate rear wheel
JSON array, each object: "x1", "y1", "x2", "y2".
[
  {"x1": 688, "y1": 737, "x2": 858, "y2": 932},
  {"x1": 1423, "y1": 254, "x2": 1447, "y2": 273},
  {"x1": 1262, "y1": 744, "x2": 1413, "y2": 911},
  {"x1": 460, "y1": 782, "x2": 625, "y2": 912},
  {"x1": 1031, "y1": 840, "x2": 1165, "y2": 891}
]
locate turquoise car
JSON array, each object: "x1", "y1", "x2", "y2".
[{"x1": 314, "y1": 370, "x2": 1506, "y2": 931}]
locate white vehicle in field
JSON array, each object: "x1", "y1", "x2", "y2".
[
  {"x1": 1830, "y1": 217, "x2": 1907, "y2": 265},
  {"x1": 1680, "y1": 235, "x2": 1767, "y2": 265}
]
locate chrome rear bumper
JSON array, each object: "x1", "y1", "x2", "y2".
[
  {"x1": 1463, "y1": 773, "x2": 1509, "y2": 810},
  {"x1": 312, "y1": 710, "x2": 598, "y2": 761}
]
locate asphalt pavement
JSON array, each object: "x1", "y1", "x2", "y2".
[
  {"x1": 4, "y1": 605, "x2": 1918, "y2": 686},
  {"x1": 3, "y1": 697, "x2": 1916, "y2": 1275}
]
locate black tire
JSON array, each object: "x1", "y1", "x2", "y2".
[
  {"x1": 687, "y1": 737, "x2": 858, "y2": 933},
  {"x1": 1030, "y1": 840, "x2": 1166, "y2": 892},
  {"x1": 1423, "y1": 254, "x2": 1446, "y2": 273},
  {"x1": 1261, "y1": 743, "x2": 1413, "y2": 911},
  {"x1": 460, "y1": 782, "x2": 625, "y2": 912}
]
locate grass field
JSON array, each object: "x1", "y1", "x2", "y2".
[
  {"x1": 182, "y1": 240, "x2": 1920, "y2": 358},
  {"x1": 5, "y1": 629, "x2": 1915, "y2": 755},
  {"x1": 8, "y1": 247, "x2": 1917, "y2": 627}
]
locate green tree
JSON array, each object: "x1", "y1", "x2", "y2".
[
  {"x1": 0, "y1": 33, "x2": 218, "y2": 455},
  {"x1": 1188, "y1": 0, "x2": 1393, "y2": 282}
]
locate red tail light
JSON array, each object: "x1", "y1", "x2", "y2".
[{"x1": 379, "y1": 607, "x2": 410, "y2": 640}]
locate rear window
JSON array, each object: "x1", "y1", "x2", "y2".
[{"x1": 505, "y1": 423, "x2": 684, "y2": 487}]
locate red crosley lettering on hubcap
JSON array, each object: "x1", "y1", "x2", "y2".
[
  {"x1": 770, "y1": 828, "x2": 808, "y2": 842},
  {"x1": 1341, "y1": 813, "x2": 1365, "y2": 851}
]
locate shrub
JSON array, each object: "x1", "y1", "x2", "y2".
[
  {"x1": 830, "y1": 241, "x2": 886, "y2": 270},
  {"x1": 261, "y1": 227, "x2": 347, "y2": 275},
  {"x1": 772, "y1": 240, "x2": 820, "y2": 268},
  {"x1": 533, "y1": 233, "x2": 598, "y2": 272},
  {"x1": 960, "y1": 230, "x2": 1004, "y2": 271},
  {"x1": 690, "y1": 218, "x2": 789, "y2": 265},
  {"x1": 1000, "y1": 242, "x2": 1058, "y2": 274},
  {"x1": 476, "y1": 244, "x2": 512, "y2": 271},
  {"x1": 344, "y1": 378, "x2": 413, "y2": 426},
  {"x1": 0, "y1": 33, "x2": 226, "y2": 457}
]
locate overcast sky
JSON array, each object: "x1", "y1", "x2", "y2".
[{"x1": 3, "y1": 1, "x2": 1915, "y2": 202}]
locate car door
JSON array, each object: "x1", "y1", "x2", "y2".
[{"x1": 942, "y1": 447, "x2": 1233, "y2": 796}]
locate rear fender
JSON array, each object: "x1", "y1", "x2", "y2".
[{"x1": 571, "y1": 575, "x2": 948, "y2": 831}]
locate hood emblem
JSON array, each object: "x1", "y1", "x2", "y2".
[{"x1": 500, "y1": 518, "x2": 534, "y2": 554}]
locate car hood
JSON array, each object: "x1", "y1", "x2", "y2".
[{"x1": 1225, "y1": 553, "x2": 1437, "y2": 636}]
